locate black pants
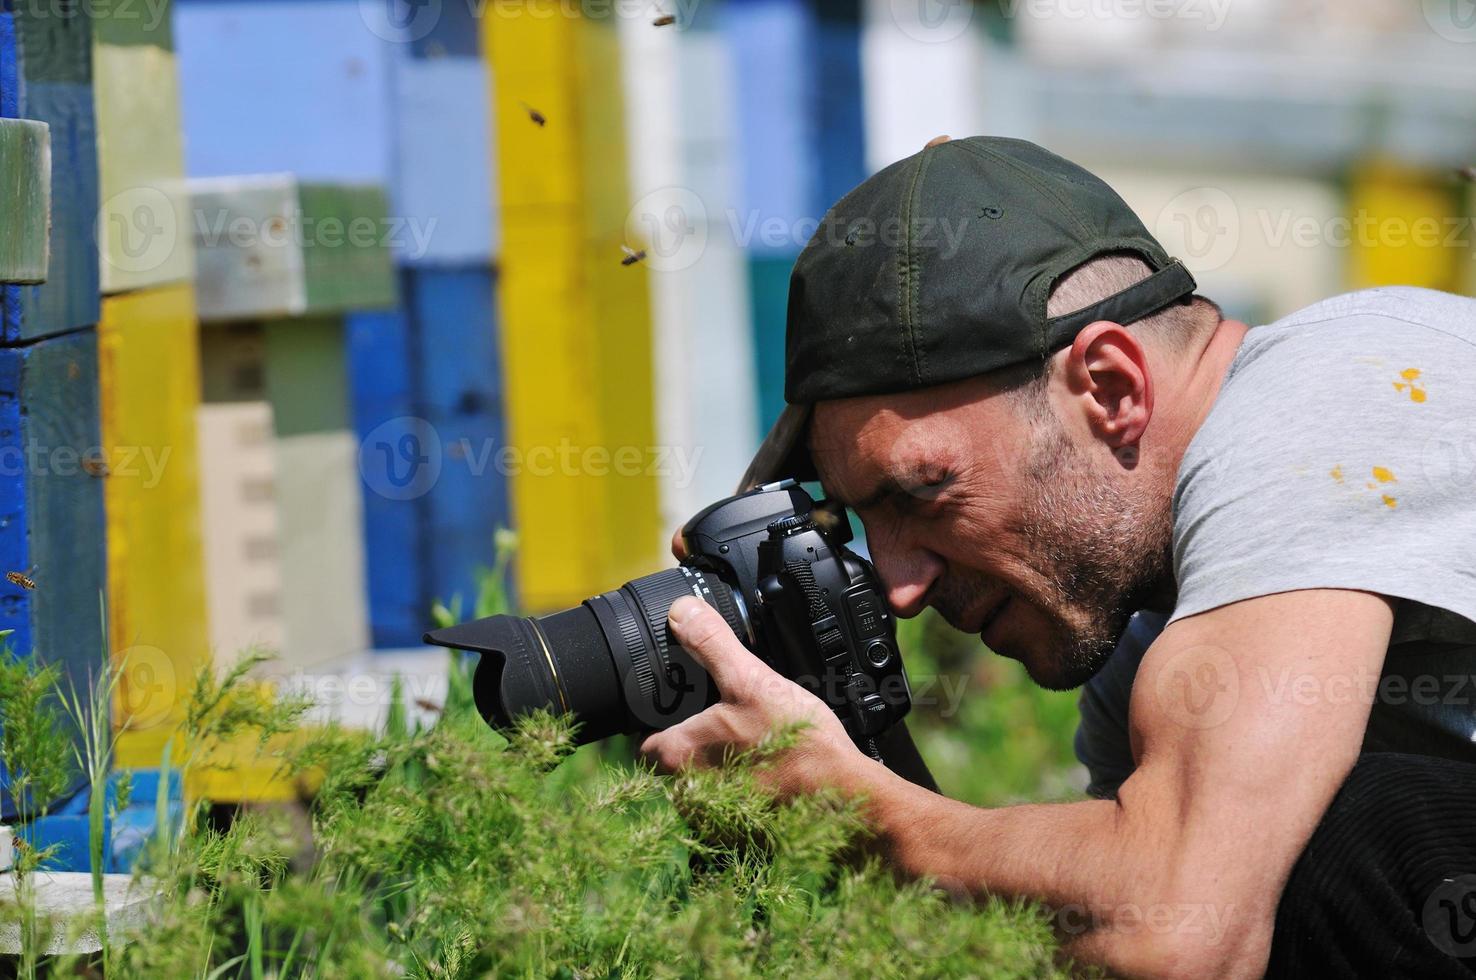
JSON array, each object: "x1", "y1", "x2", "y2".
[{"x1": 1267, "y1": 753, "x2": 1476, "y2": 978}]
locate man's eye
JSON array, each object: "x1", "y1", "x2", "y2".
[{"x1": 902, "y1": 472, "x2": 956, "y2": 503}]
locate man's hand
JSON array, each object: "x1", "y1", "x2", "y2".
[{"x1": 638, "y1": 596, "x2": 862, "y2": 798}]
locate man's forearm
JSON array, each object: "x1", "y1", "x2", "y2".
[
  {"x1": 837, "y1": 755, "x2": 1256, "y2": 975},
  {"x1": 843, "y1": 755, "x2": 1132, "y2": 907}
]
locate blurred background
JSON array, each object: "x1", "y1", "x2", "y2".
[{"x1": 1, "y1": 0, "x2": 1473, "y2": 858}]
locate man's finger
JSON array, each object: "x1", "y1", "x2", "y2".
[
  {"x1": 668, "y1": 596, "x2": 770, "y2": 700},
  {"x1": 639, "y1": 728, "x2": 694, "y2": 773},
  {"x1": 670, "y1": 528, "x2": 689, "y2": 560}
]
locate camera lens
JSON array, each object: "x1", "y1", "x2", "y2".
[{"x1": 423, "y1": 565, "x2": 748, "y2": 743}]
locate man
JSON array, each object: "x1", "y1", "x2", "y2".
[{"x1": 639, "y1": 136, "x2": 1476, "y2": 978}]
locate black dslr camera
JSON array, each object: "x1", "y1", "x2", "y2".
[{"x1": 424, "y1": 481, "x2": 916, "y2": 765}]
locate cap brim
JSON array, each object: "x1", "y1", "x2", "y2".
[{"x1": 737, "y1": 403, "x2": 816, "y2": 492}]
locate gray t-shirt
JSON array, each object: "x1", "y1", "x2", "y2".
[{"x1": 1075, "y1": 287, "x2": 1476, "y2": 799}]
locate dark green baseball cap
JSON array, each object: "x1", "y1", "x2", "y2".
[{"x1": 738, "y1": 135, "x2": 1197, "y2": 491}]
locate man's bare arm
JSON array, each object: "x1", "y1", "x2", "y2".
[{"x1": 643, "y1": 589, "x2": 1393, "y2": 978}]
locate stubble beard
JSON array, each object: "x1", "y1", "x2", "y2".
[{"x1": 1015, "y1": 420, "x2": 1174, "y2": 690}]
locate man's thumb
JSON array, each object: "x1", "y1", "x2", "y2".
[{"x1": 668, "y1": 596, "x2": 752, "y2": 693}]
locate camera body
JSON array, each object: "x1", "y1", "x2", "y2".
[
  {"x1": 677, "y1": 481, "x2": 912, "y2": 753},
  {"x1": 424, "y1": 480, "x2": 913, "y2": 760}
]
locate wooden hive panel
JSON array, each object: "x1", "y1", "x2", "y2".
[
  {"x1": 0, "y1": 330, "x2": 107, "y2": 685},
  {"x1": 0, "y1": 118, "x2": 50, "y2": 285},
  {"x1": 97, "y1": 284, "x2": 211, "y2": 769},
  {"x1": 0, "y1": 5, "x2": 100, "y2": 339},
  {"x1": 487, "y1": 4, "x2": 662, "y2": 609},
  {"x1": 92, "y1": 1, "x2": 194, "y2": 295},
  {"x1": 263, "y1": 317, "x2": 369, "y2": 671},
  {"x1": 197, "y1": 326, "x2": 287, "y2": 663}
]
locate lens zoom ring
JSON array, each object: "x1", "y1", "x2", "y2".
[
  {"x1": 628, "y1": 569, "x2": 700, "y2": 671},
  {"x1": 627, "y1": 568, "x2": 743, "y2": 673},
  {"x1": 606, "y1": 590, "x2": 656, "y2": 699}
]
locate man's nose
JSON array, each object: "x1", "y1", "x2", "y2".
[{"x1": 871, "y1": 544, "x2": 942, "y2": 619}]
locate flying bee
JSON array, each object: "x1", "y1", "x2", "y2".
[
  {"x1": 653, "y1": 13, "x2": 675, "y2": 25},
  {"x1": 414, "y1": 698, "x2": 444, "y2": 715},
  {"x1": 620, "y1": 244, "x2": 647, "y2": 266},
  {"x1": 6, "y1": 568, "x2": 37, "y2": 590},
  {"x1": 81, "y1": 452, "x2": 109, "y2": 477},
  {"x1": 520, "y1": 101, "x2": 547, "y2": 127}
]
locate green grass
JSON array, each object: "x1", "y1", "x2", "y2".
[{"x1": 0, "y1": 539, "x2": 1088, "y2": 977}]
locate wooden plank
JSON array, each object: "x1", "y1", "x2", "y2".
[
  {"x1": 12, "y1": 1, "x2": 92, "y2": 83},
  {"x1": 721, "y1": 0, "x2": 818, "y2": 257},
  {"x1": 0, "y1": 118, "x2": 50, "y2": 284},
  {"x1": 391, "y1": 57, "x2": 496, "y2": 265},
  {"x1": 295, "y1": 183, "x2": 398, "y2": 314},
  {"x1": 190, "y1": 177, "x2": 397, "y2": 322},
  {"x1": 350, "y1": 269, "x2": 511, "y2": 646},
  {"x1": 489, "y1": 4, "x2": 662, "y2": 609},
  {"x1": 346, "y1": 303, "x2": 426, "y2": 648},
  {"x1": 859, "y1": 0, "x2": 987, "y2": 174},
  {"x1": 1093, "y1": 166, "x2": 1344, "y2": 325},
  {"x1": 263, "y1": 317, "x2": 369, "y2": 671},
  {"x1": 618, "y1": 14, "x2": 757, "y2": 524},
  {"x1": 1464, "y1": 182, "x2": 1476, "y2": 299},
  {"x1": 747, "y1": 254, "x2": 794, "y2": 435},
  {"x1": 813, "y1": 0, "x2": 867, "y2": 208},
  {"x1": 92, "y1": 36, "x2": 193, "y2": 294},
  {"x1": 92, "y1": 0, "x2": 175, "y2": 49},
  {"x1": 0, "y1": 872, "x2": 152, "y2": 952},
  {"x1": 405, "y1": 0, "x2": 479, "y2": 59},
  {"x1": 1, "y1": 2, "x2": 101, "y2": 340},
  {"x1": 190, "y1": 175, "x2": 306, "y2": 321},
  {"x1": 0, "y1": 330, "x2": 107, "y2": 689},
  {"x1": 720, "y1": 0, "x2": 865, "y2": 440},
  {"x1": 196, "y1": 399, "x2": 287, "y2": 663},
  {"x1": 1345, "y1": 161, "x2": 1464, "y2": 293},
  {"x1": 96, "y1": 284, "x2": 210, "y2": 769},
  {"x1": 410, "y1": 267, "x2": 511, "y2": 611},
  {"x1": 174, "y1": 0, "x2": 392, "y2": 182}
]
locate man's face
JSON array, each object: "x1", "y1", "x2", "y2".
[{"x1": 809, "y1": 374, "x2": 1173, "y2": 690}]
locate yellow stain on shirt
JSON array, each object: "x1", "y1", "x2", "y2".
[
  {"x1": 1372, "y1": 466, "x2": 1397, "y2": 484},
  {"x1": 1392, "y1": 367, "x2": 1427, "y2": 403},
  {"x1": 1382, "y1": 495, "x2": 1397, "y2": 509},
  {"x1": 1330, "y1": 465, "x2": 1344, "y2": 483}
]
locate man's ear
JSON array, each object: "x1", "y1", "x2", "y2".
[{"x1": 1060, "y1": 321, "x2": 1153, "y2": 458}]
